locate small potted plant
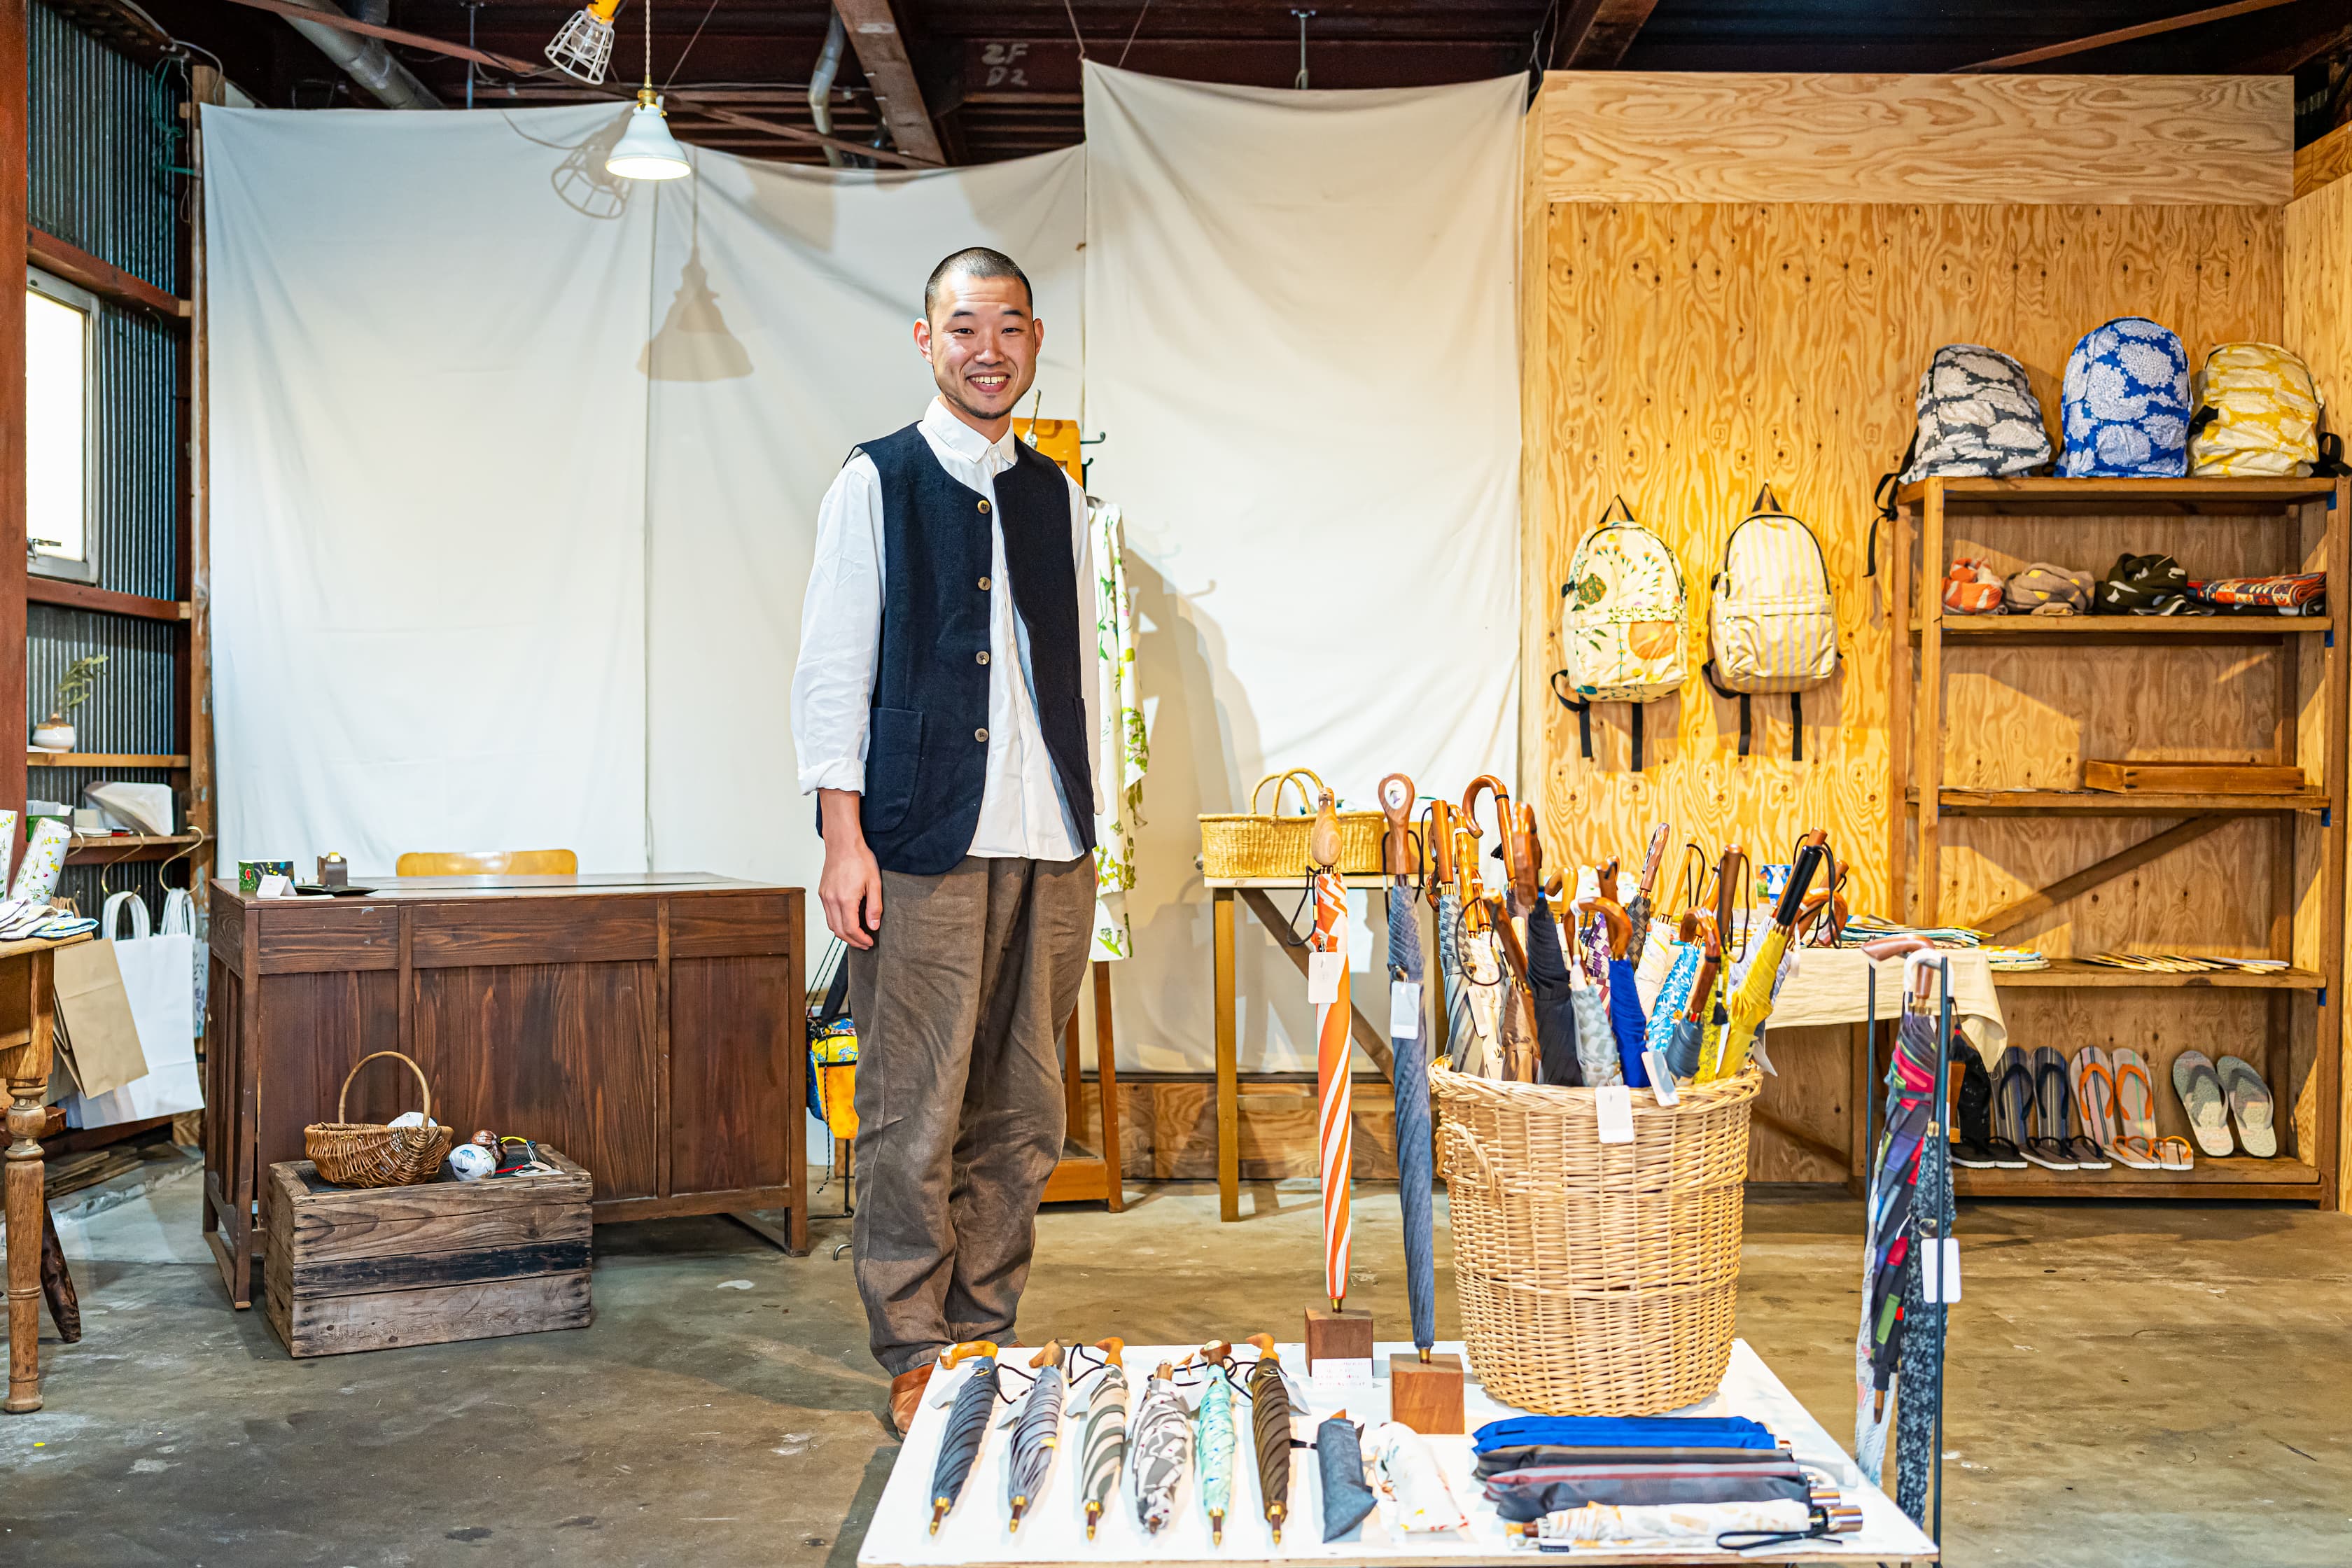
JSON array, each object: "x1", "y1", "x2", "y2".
[{"x1": 31, "y1": 654, "x2": 106, "y2": 752}]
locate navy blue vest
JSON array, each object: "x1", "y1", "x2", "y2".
[{"x1": 843, "y1": 423, "x2": 1096, "y2": 876}]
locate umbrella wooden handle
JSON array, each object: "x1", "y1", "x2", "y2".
[
  {"x1": 1095, "y1": 1336, "x2": 1126, "y2": 1366},
  {"x1": 1461, "y1": 774, "x2": 1524, "y2": 902},
  {"x1": 944, "y1": 1340, "x2": 999, "y2": 1368},
  {"x1": 1597, "y1": 858, "x2": 1619, "y2": 904},
  {"x1": 1378, "y1": 774, "x2": 1415, "y2": 878},
  {"x1": 1773, "y1": 841, "x2": 1826, "y2": 929},
  {"x1": 1638, "y1": 822, "x2": 1672, "y2": 895},
  {"x1": 1714, "y1": 846, "x2": 1746, "y2": 951},
  {"x1": 1422, "y1": 799, "x2": 1454, "y2": 906},
  {"x1": 1518, "y1": 802, "x2": 1542, "y2": 903},
  {"x1": 1309, "y1": 790, "x2": 1343, "y2": 869}
]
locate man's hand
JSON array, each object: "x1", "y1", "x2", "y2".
[{"x1": 818, "y1": 789, "x2": 884, "y2": 949}]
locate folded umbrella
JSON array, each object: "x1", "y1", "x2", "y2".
[
  {"x1": 928, "y1": 1340, "x2": 1000, "y2": 1534},
  {"x1": 1368, "y1": 1420, "x2": 1469, "y2": 1532},
  {"x1": 1130, "y1": 1359, "x2": 1193, "y2": 1534},
  {"x1": 1244, "y1": 1334, "x2": 1296, "y2": 1543},
  {"x1": 1377, "y1": 802, "x2": 1440, "y2": 1354},
  {"x1": 1665, "y1": 846, "x2": 1742, "y2": 1079},
  {"x1": 1079, "y1": 1338, "x2": 1130, "y2": 1539},
  {"x1": 1622, "y1": 822, "x2": 1672, "y2": 967},
  {"x1": 1316, "y1": 1412, "x2": 1379, "y2": 1541},
  {"x1": 1005, "y1": 1340, "x2": 1067, "y2": 1533},
  {"x1": 1474, "y1": 1415, "x2": 1778, "y2": 1452},
  {"x1": 1196, "y1": 1340, "x2": 1238, "y2": 1544},
  {"x1": 1522, "y1": 893, "x2": 1582, "y2": 1086}
]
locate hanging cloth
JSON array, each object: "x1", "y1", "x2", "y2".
[{"x1": 1088, "y1": 500, "x2": 1149, "y2": 961}]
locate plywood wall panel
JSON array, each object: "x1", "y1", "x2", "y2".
[{"x1": 1537, "y1": 75, "x2": 2292, "y2": 207}]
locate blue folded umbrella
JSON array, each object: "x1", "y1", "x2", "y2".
[
  {"x1": 1606, "y1": 956, "x2": 1650, "y2": 1087},
  {"x1": 1472, "y1": 1415, "x2": 1778, "y2": 1455}
]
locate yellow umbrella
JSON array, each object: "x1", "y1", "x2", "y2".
[{"x1": 1702, "y1": 834, "x2": 1828, "y2": 1082}]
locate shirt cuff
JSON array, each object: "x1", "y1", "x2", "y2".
[{"x1": 798, "y1": 760, "x2": 867, "y2": 795}]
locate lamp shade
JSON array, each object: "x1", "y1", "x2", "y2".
[{"x1": 608, "y1": 92, "x2": 691, "y2": 181}]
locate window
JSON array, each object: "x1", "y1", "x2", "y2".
[{"x1": 25, "y1": 269, "x2": 97, "y2": 583}]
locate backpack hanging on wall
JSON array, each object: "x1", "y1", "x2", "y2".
[
  {"x1": 1703, "y1": 486, "x2": 1838, "y2": 762},
  {"x1": 2057, "y1": 316, "x2": 2191, "y2": 478},
  {"x1": 1553, "y1": 496, "x2": 1687, "y2": 773},
  {"x1": 1868, "y1": 344, "x2": 2050, "y2": 578},
  {"x1": 2188, "y1": 342, "x2": 2342, "y2": 477}
]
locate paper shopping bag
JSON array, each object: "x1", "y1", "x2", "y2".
[{"x1": 53, "y1": 938, "x2": 150, "y2": 1099}]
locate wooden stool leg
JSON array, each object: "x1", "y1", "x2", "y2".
[
  {"x1": 1093, "y1": 962, "x2": 1122, "y2": 1214},
  {"x1": 39, "y1": 1203, "x2": 78, "y2": 1343},
  {"x1": 6, "y1": 1088, "x2": 46, "y2": 1412}
]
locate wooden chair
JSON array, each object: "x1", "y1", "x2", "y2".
[{"x1": 394, "y1": 849, "x2": 578, "y2": 877}]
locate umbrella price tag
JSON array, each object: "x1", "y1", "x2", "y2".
[
  {"x1": 1389, "y1": 981, "x2": 1422, "y2": 1039},
  {"x1": 1594, "y1": 1084, "x2": 1636, "y2": 1144},
  {"x1": 1308, "y1": 950, "x2": 1345, "y2": 1004},
  {"x1": 1921, "y1": 1236, "x2": 1962, "y2": 1303}
]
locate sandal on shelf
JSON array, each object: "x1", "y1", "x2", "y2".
[
  {"x1": 2215, "y1": 1055, "x2": 2277, "y2": 1159},
  {"x1": 2108, "y1": 1047, "x2": 2164, "y2": 1170},
  {"x1": 1949, "y1": 1040, "x2": 2001, "y2": 1168},
  {"x1": 2024, "y1": 1045, "x2": 2080, "y2": 1170},
  {"x1": 2171, "y1": 1050, "x2": 2235, "y2": 1158},
  {"x1": 2054, "y1": 1044, "x2": 2111, "y2": 1170},
  {"x1": 1991, "y1": 1053, "x2": 2037, "y2": 1170},
  {"x1": 2071, "y1": 1046, "x2": 2127, "y2": 1166},
  {"x1": 2155, "y1": 1135, "x2": 2195, "y2": 1172}
]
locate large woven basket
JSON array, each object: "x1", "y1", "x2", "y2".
[
  {"x1": 1198, "y1": 767, "x2": 1385, "y2": 878},
  {"x1": 304, "y1": 1050, "x2": 453, "y2": 1188},
  {"x1": 1432, "y1": 1062, "x2": 1759, "y2": 1415}
]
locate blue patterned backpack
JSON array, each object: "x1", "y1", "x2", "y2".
[{"x1": 2057, "y1": 317, "x2": 2191, "y2": 477}]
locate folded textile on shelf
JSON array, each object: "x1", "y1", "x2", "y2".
[
  {"x1": 1484, "y1": 1459, "x2": 1812, "y2": 1520},
  {"x1": 1473, "y1": 1414, "x2": 1779, "y2": 1454},
  {"x1": 2188, "y1": 572, "x2": 2325, "y2": 614},
  {"x1": 1527, "y1": 1497, "x2": 1816, "y2": 1546},
  {"x1": 1836, "y1": 915, "x2": 1984, "y2": 950}
]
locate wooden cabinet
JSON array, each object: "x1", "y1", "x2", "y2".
[{"x1": 203, "y1": 874, "x2": 805, "y2": 1306}]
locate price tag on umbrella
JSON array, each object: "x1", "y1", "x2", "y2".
[
  {"x1": 1921, "y1": 1236, "x2": 1962, "y2": 1303},
  {"x1": 1308, "y1": 951, "x2": 1345, "y2": 1004},
  {"x1": 1595, "y1": 1084, "x2": 1636, "y2": 1144},
  {"x1": 1389, "y1": 981, "x2": 1421, "y2": 1038}
]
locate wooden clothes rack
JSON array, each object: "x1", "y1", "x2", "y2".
[{"x1": 1887, "y1": 475, "x2": 2347, "y2": 1205}]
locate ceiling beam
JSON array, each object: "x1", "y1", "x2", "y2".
[
  {"x1": 1556, "y1": 0, "x2": 1662, "y2": 69},
  {"x1": 218, "y1": 0, "x2": 939, "y2": 166},
  {"x1": 1954, "y1": 0, "x2": 2302, "y2": 71},
  {"x1": 828, "y1": 0, "x2": 945, "y2": 164}
]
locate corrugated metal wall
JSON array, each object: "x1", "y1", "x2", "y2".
[{"x1": 27, "y1": 3, "x2": 189, "y2": 919}]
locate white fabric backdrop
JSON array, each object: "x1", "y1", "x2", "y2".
[
  {"x1": 206, "y1": 106, "x2": 655, "y2": 874},
  {"x1": 1081, "y1": 64, "x2": 1525, "y2": 1070},
  {"x1": 206, "y1": 81, "x2": 1524, "y2": 1074}
]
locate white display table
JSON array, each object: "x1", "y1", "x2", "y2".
[{"x1": 858, "y1": 1338, "x2": 1940, "y2": 1567}]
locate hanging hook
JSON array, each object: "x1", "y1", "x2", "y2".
[{"x1": 1292, "y1": 10, "x2": 1315, "y2": 88}]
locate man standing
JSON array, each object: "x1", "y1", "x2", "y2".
[{"x1": 792, "y1": 248, "x2": 1098, "y2": 1436}]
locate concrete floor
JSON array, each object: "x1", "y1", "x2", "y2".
[{"x1": 2, "y1": 1173, "x2": 2348, "y2": 1567}]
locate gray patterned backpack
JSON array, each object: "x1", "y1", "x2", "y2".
[{"x1": 1871, "y1": 344, "x2": 2052, "y2": 575}]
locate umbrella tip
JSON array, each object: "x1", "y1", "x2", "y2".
[
  {"x1": 1211, "y1": 1511, "x2": 1224, "y2": 1545},
  {"x1": 1007, "y1": 1503, "x2": 1024, "y2": 1532},
  {"x1": 1418, "y1": 1346, "x2": 1432, "y2": 1364},
  {"x1": 929, "y1": 1502, "x2": 947, "y2": 1534}
]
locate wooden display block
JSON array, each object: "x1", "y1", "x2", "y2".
[
  {"x1": 1389, "y1": 1351, "x2": 1466, "y2": 1434},
  {"x1": 1303, "y1": 1305, "x2": 1375, "y2": 1380},
  {"x1": 2082, "y1": 760, "x2": 2305, "y2": 794},
  {"x1": 264, "y1": 1151, "x2": 593, "y2": 1358}
]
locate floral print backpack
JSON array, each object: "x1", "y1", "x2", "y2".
[
  {"x1": 1553, "y1": 496, "x2": 1687, "y2": 772},
  {"x1": 2188, "y1": 342, "x2": 2337, "y2": 477},
  {"x1": 2057, "y1": 316, "x2": 2191, "y2": 478}
]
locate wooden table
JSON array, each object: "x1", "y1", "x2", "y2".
[
  {"x1": 203, "y1": 874, "x2": 805, "y2": 1308},
  {"x1": 2, "y1": 929, "x2": 91, "y2": 1413},
  {"x1": 1208, "y1": 876, "x2": 1402, "y2": 1222}
]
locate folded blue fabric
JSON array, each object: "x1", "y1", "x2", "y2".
[{"x1": 1471, "y1": 1415, "x2": 1777, "y2": 1455}]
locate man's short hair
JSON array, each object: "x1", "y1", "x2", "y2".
[{"x1": 924, "y1": 247, "x2": 1034, "y2": 323}]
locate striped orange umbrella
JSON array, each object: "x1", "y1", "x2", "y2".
[{"x1": 1309, "y1": 791, "x2": 1352, "y2": 1311}]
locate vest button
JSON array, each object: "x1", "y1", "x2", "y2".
[
  {"x1": 978, "y1": 575, "x2": 991, "y2": 592},
  {"x1": 978, "y1": 499, "x2": 991, "y2": 513},
  {"x1": 975, "y1": 727, "x2": 989, "y2": 743},
  {"x1": 976, "y1": 650, "x2": 990, "y2": 665}
]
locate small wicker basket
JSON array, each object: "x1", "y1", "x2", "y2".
[
  {"x1": 1432, "y1": 1062, "x2": 1760, "y2": 1415},
  {"x1": 1198, "y1": 767, "x2": 1386, "y2": 879},
  {"x1": 304, "y1": 1050, "x2": 454, "y2": 1188}
]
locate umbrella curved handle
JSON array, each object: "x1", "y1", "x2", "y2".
[
  {"x1": 1422, "y1": 798, "x2": 1455, "y2": 906},
  {"x1": 1638, "y1": 822, "x2": 1672, "y2": 895},
  {"x1": 1095, "y1": 1336, "x2": 1126, "y2": 1366},
  {"x1": 1379, "y1": 774, "x2": 1416, "y2": 878},
  {"x1": 1461, "y1": 774, "x2": 1527, "y2": 905},
  {"x1": 943, "y1": 1340, "x2": 1000, "y2": 1368}
]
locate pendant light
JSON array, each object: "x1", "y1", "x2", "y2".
[
  {"x1": 545, "y1": 0, "x2": 621, "y2": 85},
  {"x1": 606, "y1": 0, "x2": 691, "y2": 182}
]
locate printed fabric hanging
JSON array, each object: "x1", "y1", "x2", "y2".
[{"x1": 1089, "y1": 500, "x2": 1149, "y2": 961}]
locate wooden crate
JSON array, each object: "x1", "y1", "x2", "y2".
[{"x1": 264, "y1": 1151, "x2": 593, "y2": 1358}]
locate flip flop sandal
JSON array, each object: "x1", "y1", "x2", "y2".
[
  {"x1": 2024, "y1": 1045, "x2": 2079, "y2": 1170},
  {"x1": 2057, "y1": 1046, "x2": 2112, "y2": 1169},
  {"x1": 2112, "y1": 1047, "x2": 2159, "y2": 1144},
  {"x1": 2215, "y1": 1055, "x2": 2277, "y2": 1158},
  {"x1": 2171, "y1": 1050, "x2": 2235, "y2": 1158},
  {"x1": 2155, "y1": 1135, "x2": 2195, "y2": 1172},
  {"x1": 2072, "y1": 1046, "x2": 2117, "y2": 1142},
  {"x1": 2081, "y1": 1062, "x2": 2157, "y2": 1167},
  {"x1": 1949, "y1": 1040, "x2": 2000, "y2": 1168},
  {"x1": 1992, "y1": 1054, "x2": 2037, "y2": 1169}
]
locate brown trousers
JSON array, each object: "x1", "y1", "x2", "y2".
[{"x1": 846, "y1": 853, "x2": 1096, "y2": 1376}]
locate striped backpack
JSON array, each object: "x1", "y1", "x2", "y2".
[
  {"x1": 2188, "y1": 342, "x2": 2337, "y2": 477},
  {"x1": 1703, "y1": 486, "x2": 1837, "y2": 761},
  {"x1": 1553, "y1": 496, "x2": 1687, "y2": 773},
  {"x1": 2057, "y1": 317, "x2": 2191, "y2": 478}
]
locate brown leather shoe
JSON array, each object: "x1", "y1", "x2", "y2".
[{"x1": 888, "y1": 1363, "x2": 934, "y2": 1437}]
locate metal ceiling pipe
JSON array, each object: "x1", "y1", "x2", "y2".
[
  {"x1": 808, "y1": 8, "x2": 853, "y2": 167},
  {"x1": 285, "y1": 0, "x2": 441, "y2": 109}
]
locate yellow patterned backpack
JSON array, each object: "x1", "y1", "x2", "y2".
[{"x1": 2188, "y1": 343, "x2": 2332, "y2": 477}]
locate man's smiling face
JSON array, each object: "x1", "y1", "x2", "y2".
[{"x1": 915, "y1": 273, "x2": 1040, "y2": 433}]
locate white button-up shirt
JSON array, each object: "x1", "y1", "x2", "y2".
[{"x1": 792, "y1": 398, "x2": 1099, "y2": 861}]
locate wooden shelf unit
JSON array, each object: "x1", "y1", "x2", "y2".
[{"x1": 1887, "y1": 475, "x2": 2347, "y2": 1206}]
